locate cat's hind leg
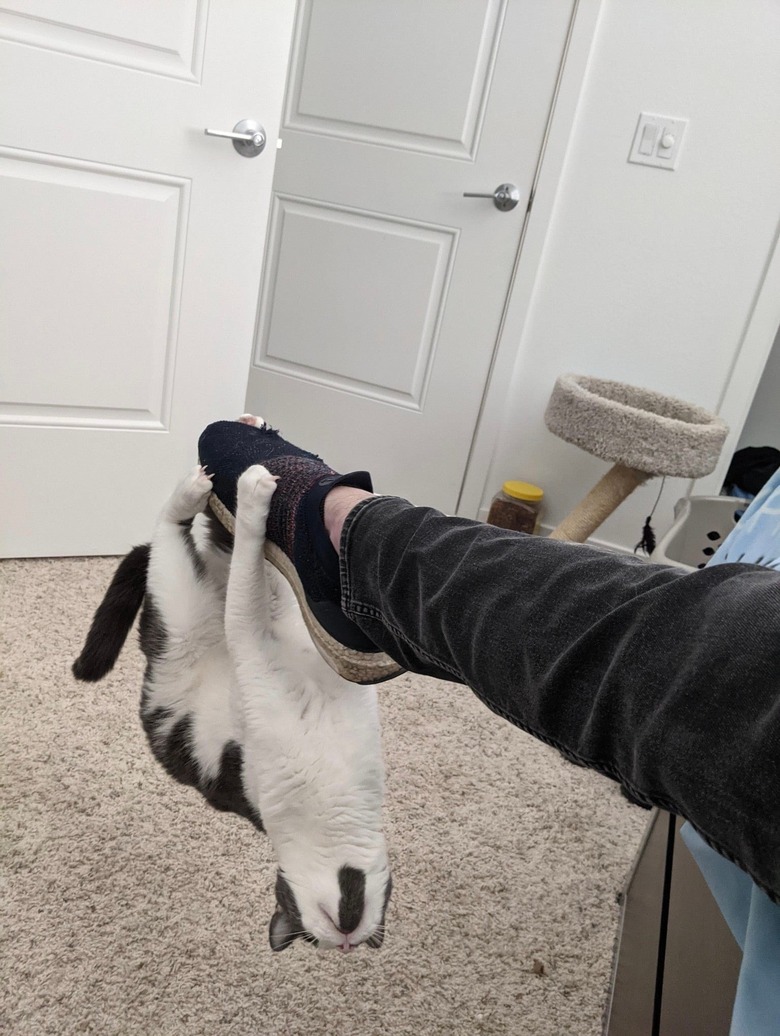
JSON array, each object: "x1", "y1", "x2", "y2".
[
  {"x1": 142, "y1": 467, "x2": 246, "y2": 817},
  {"x1": 224, "y1": 465, "x2": 278, "y2": 665},
  {"x1": 146, "y1": 464, "x2": 223, "y2": 653},
  {"x1": 161, "y1": 463, "x2": 213, "y2": 525}
]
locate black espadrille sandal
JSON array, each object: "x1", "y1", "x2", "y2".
[{"x1": 198, "y1": 417, "x2": 403, "y2": 685}]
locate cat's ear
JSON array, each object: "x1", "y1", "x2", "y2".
[{"x1": 268, "y1": 909, "x2": 300, "y2": 952}]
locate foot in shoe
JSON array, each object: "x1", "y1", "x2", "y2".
[{"x1": 198, "y1": 418, "x2": 403, "y2": 683}]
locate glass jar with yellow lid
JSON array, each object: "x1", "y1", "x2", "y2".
[{"x1": 487, "y1": 480, "x2": 544, "y2": 534}]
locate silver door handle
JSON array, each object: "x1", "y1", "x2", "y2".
[
  {"x1": 463, "y1": 183, "x2": 520, "y2": 212},
  {"x1": 204, "y1": 119, "x2": 266, "y2": 158}
]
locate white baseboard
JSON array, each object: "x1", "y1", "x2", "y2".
[{"x1": 476, "y1": 509, "x2": 636, "y2": 557}]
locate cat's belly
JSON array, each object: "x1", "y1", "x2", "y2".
[{"x1": 140, "y1": 644, "x2": 262, "y2": 829}]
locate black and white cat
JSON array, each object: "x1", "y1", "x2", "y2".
[{"x1": 73, "y1": 440, "x2": 392, "y2": 953}]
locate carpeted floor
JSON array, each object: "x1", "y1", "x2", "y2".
[{"x1": 1, "y1": 556, "x2": 648, "y2": 1036}]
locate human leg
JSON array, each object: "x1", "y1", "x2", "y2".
[{"x1": 337, "y1": 494, "x2": 780, "y2": 902}]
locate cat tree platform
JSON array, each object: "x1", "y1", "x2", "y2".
[{"x1": 544, "y1": 374, "x2": 729, "y2": 543}]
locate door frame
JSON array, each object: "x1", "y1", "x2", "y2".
[
  {"x1": 693, "y1": 226, "x2": 780, "y2": 497},
  {"x1": 457, "y1": 0, "x2": 604, "y2": 518}
]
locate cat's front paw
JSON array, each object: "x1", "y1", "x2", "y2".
[
  {"x1": 237, "y1": 414, "x2": 265, "y2": 427},
  {"x1": 236, "y1": 465, "x2": 278, "y2": 527},
  {"x1": 165, "y1": 464, "x2": 214, "y2": 522}
]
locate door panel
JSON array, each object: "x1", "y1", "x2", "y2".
[
  {"x1": 0, "y1": 1, "x2": 296, "y2": 556},
  {"x1": 287, "y1": 0, "x2": 505, "y2": 156},
  {"x1": 0, "y1": 1, "x2": 208, "y2": 80},
  {"x1": 1, "y1": 153, "x2": 185, "y2": 428},
  {"x1": 258, "y1": 198, "x2": 457, "y2": 409},
  {"x1": 247, "y1": 0, "x2": 575, "y2": 513}
]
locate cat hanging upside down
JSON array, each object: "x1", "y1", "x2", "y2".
[{"x1": 73, "y1": 439, "x2": 392, "y2": 953}]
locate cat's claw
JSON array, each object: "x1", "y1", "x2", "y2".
[{"x1": 165, "y1": 464, "x2": 214, "y2": 522}]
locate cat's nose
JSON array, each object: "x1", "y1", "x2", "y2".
[
  {"x1": 321, "y1": 905, "x2": 357, "y2": 941},
  {"x1": 334, "y1": 924, "x2": 358, "y2": 951}
]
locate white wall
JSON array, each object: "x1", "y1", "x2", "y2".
[
  {"x1": 482, "y1": 0, "x2": 780, "y2": 550},
  {"x1": 737, "y1": 325, "x2": 780, "y2": 451}
]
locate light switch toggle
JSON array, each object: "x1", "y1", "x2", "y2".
[
  {"x1": 629, "y1": 113, "x2": 688, "y2": 170},
  {"x1": 638, "y1": 124, "x2": 657, "y2": 155}
]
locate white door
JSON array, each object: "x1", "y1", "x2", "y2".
[
  {"x1": 247, "y1": 0, "x2": 575, "y2": 513},
  {"x1": 0, "y1": 1, "x2": 295, "y2": 557}
]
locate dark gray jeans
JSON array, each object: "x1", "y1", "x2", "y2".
[{"x1": 339, "y1": 496, "x2": 780, "y2": 902}]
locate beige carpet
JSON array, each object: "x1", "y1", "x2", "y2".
[{"x1": 1, "y1": 556, "x2": 648, "y2": 1036}]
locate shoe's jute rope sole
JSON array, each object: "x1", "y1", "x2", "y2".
[{"x1": 208, "y1": 494, "x2": 403, "y2": 686}]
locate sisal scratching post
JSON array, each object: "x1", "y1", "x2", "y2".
[{"x1": 544, "y1": 374, "x2": 728, "y2": 544}]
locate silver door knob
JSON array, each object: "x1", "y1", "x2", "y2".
[
  {"x1": 463, "y1": 183, "x2": 521, "y2": 212},
  {"x1": 204, "y1": 119, "x2": 266, "y2": 158}
]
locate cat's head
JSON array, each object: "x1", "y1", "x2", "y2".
[{"x1": 268, "y1": 852, "x2": 392, "y2": 953}]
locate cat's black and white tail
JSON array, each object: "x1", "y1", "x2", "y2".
[{"x1": 72, "y1": 543, "x2": 150, "y2": 682}]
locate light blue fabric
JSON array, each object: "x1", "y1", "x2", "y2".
[
  {"x1": 679, "y1": 467, "x2": 780, "y2": 1035},
  {"x1": 709, "y1": 470, "x2": 780, "y2": 572},
  {"x1": 680, "y1": 826, "x2": 780, "y2": 1035}
]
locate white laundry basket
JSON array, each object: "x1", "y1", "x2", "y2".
[{"x1": 650, "y1": 496, "x2": 745, "y2": 572}]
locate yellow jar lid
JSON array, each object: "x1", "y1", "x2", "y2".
[{"x1": 503, "y1": 480, "x2": 544, "y2": 502}]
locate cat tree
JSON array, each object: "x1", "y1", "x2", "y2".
[{"x1": 544, "y1": 374, "x2": 729, "y2": 543}]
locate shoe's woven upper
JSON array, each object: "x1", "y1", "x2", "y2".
[{"x1": 198, "y1": 421, "x2": 326, "y2": 518}]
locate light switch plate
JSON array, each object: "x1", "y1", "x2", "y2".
[{"x1": 628, "y1": 113, "x2": 688, "y2": 170}]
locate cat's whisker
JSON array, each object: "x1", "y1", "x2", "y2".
[{"x1": 284, "y1": 929, "x2": 312, "y2": 940}]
